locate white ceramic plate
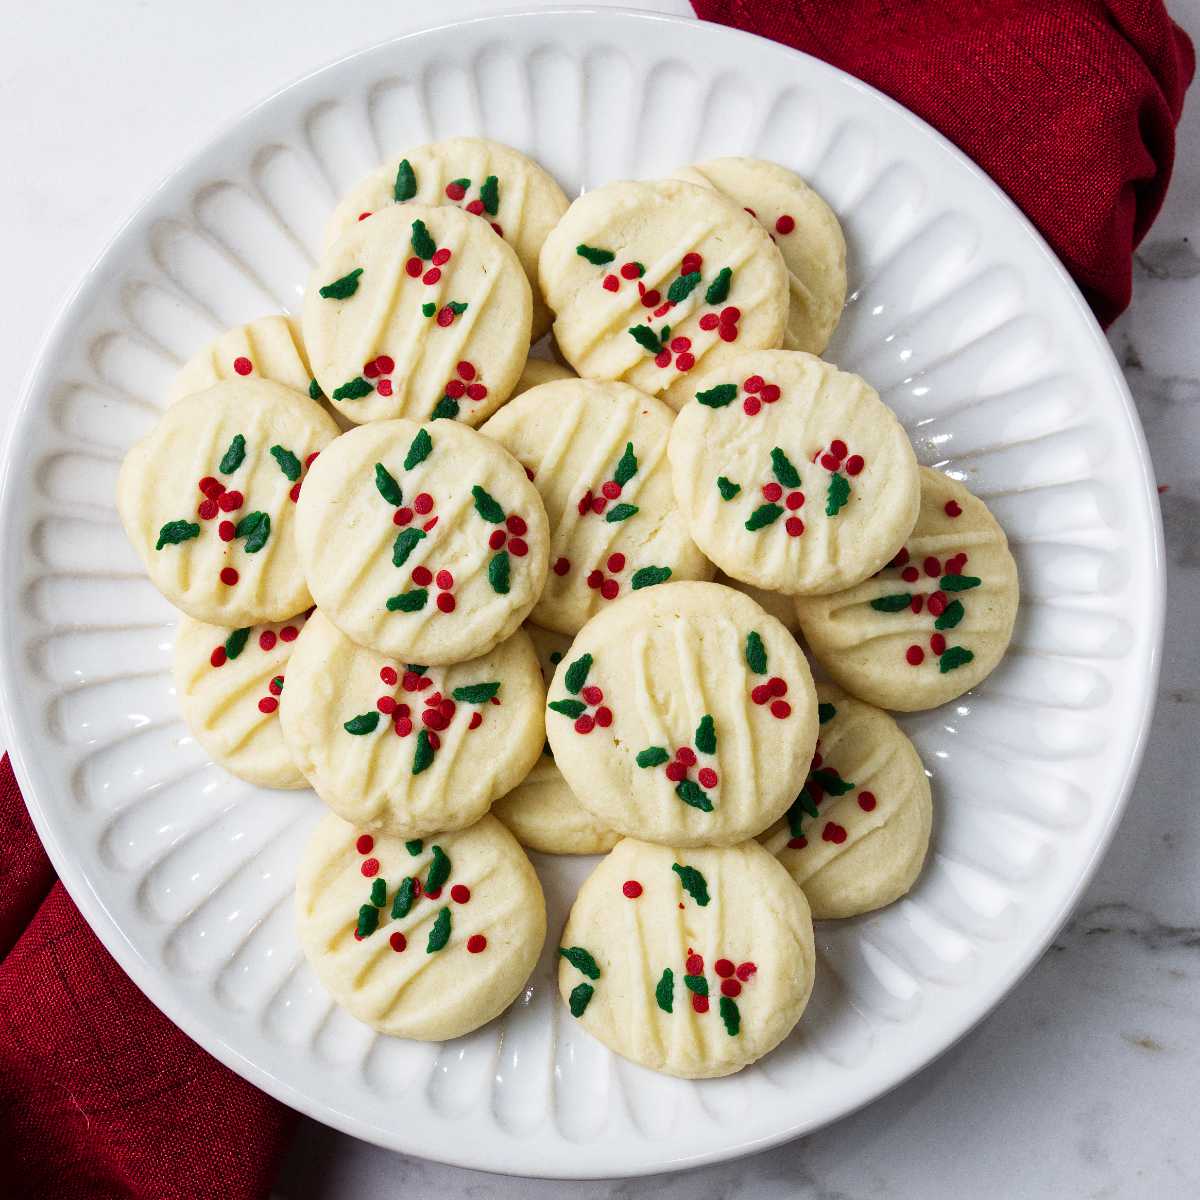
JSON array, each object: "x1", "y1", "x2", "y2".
[{"x1": 0, "y1": 7, "x2": 1163, "y2": 1178}]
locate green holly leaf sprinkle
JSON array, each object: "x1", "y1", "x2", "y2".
[
  {"x1": 309, "y1": 378, "x2": 324, "y2": 401},
  {"x1": 745, "y1": 503, "x2": 783, "y2": 531},
  {"x1": 564, "y1": 653, "x2": 592, "y2": 694},
  {"x1": 430, "y1": 395, "x2": 459, "y2": 420},
  {"x1": 683, "y1": 973, "x2": 709, "y2": 997},
  {"x1": 224, "y1": 627, "x2": 250, "y2": 660},
  {"x1": 369, "y1": 878, "x2": 386, "y2": 907},
  {"x1": 318, "y1": 267, "x2": 363, "y2": 300},
  {"x1": 425, "y1": 845, "x2": 451, "y2": 892},
  {"x1": 549, "y1": 698, "x2": 586, "y2": 719},
  {"x1": 386, "y1": 588, "x2": 428, "y2": 612},
  {"x1": 719, "y1": 995, "x2": 741, "y2": 1036},
  {"x1": 391, "y1": 876, "x2": 415, "y2": 919},
  {"x1": 613, "y1": 442, "x2": 638, "y2": 487},
  {"x1": 675, "y1": 779, "x2": 714, "y2": 812},
  {"x1": 219, "y1": 434, "x2": 246, "y2": 474},
  {"x1": 770, "y1": 447, "x2": 802, "y2": 489},
  {"x1": 672, "y1": 863, "x2": 710, "y2": 907},
  {"x1": 628, "y1": 324, "x2": 665, "y2": 354},
  {"x1": 235, "y1": 511, "x2": 271, "y2": 553},
  {"x1": 488, "y1": 550, "x2": 510, "y2": 594},
  {"x1": 605, "y1": 502, "x2": 639, "y2": 523},
  {"x1": 796, "y1": 788, "x2": 820, "y2": 819},
  {"x1": 450, "y1": 176, "x2": 470, "y2": 191},
  {"x1": 472, "y1": 484, "x2": 505, "y2": 523},
  {"x1": 422, "y1": 302, "x2": 436, "y2": 318},
  {"x1": 818, "y1": 702, "x2": 837, "y2": 724},
  {"x1": 786, "y1": 798, "x2": 807, "y2": 837},
  {"x1": 631, "y1": 565, "x2": 671, "y2": 590},
  {"x1": 393, "y1": 158, "x2": 417, "y2": 202},
  {"x1": 745, "y1": 631, "x2": 767, "y2": 674},
  {"x1": 717, "y1": 476, "x2": 741, "y2": 500},
  {"x1": 655, "y1": 968, "x2": 674, "y2": 1013},
  {"x1": 810, "y1": 767, "x2": 854, "y2": 796},
  {"x1": 412, "y1": 728, "x2": 436, "y2": 774},
  {"x1": 333, "y1": 376, "x2": 373, "y2": 401},
  {"x1": 452, "y1": 681, "x2": 500, "y2": 703},
  {"x1": 826, "y1": 471, "x2": 850, "y2": 516},
  {"x1": 426, "y1": 906, "x2": 451, "y2": 952},
  {"x1": 694, "y1": 714, "x2": 716, "y2": 755},
  {"x1": 941, "y1": 574, "x2": 982, "y2": 592},
  {"x1": 558, "y1": 946, "x2": 601, "y2": 980},
  {"x1": 404, "y1": 428, "x2": 433, "y2": 469},
  {"x1": 344, "y1": 711, "x2": 380, "y2": 735},
  {"x1": 480, "y1": 174, "x2": 499, "y2": 215},
  {"x1": 448, "y1": 300, "x2": 469, "y2": 315},
  {"x1": 696, "y1": 383, "x2": 737, "y2": 408},
  {"x1": 576, "y1": 244, "x2": 614, "y2": 265},
  {"x1": 356, "y1": 904, "x2": 379, "y2": 939},
  {"x1": 667, "y1": 271, "x2": 701, "y2": 303},
  {"x1": 568, "y1": 981, "x2": 594, "y2": 1017},
  {"x1": 940, "y1": 646, "x2": 975, "y2": 673},
  {"x1": 871, "y1": 593, "x2": 912, "y2": 612},
  {"x1": 405, "y1": 839, "x2": 423, "y2": 856},
  {"x1": 155, "y1": 520, "x2": 199, "y2": 550},
  {"x1": 636, "y1": 746, "x2": 670, "y2": 768},
  {"x1": 705, "y1": 266, "x2": 732, "y2": 306},
  {"x1": 270, "y1": 445, "x2": 302, "y2": 481},
  {"x1": 392, "y1": 527, "x2": 426, "y2": 568},
  {"x1": 411, "y1": 218, "x2": 437, "y2": 260},
  {"x1": 935, "y1": 599, "x2": 965, "y2": 630},
  {"x1": 375, "y1": 462, "x2": 403, "y2": 506}
]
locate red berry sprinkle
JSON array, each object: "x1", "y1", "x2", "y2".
[
  {"x1": 389, "y1": 931, "x2": 407, "y2": 952},
  {"x1": 380, "y1": 666, "x2": 398, "y2": 686},
  {"x1": 655, "y1": 349, "x2": 672, "y2": 368},
  {"x1": 820, "y1": 453, "x2": 841, "y2": 471},
  {"x1": 433, "y1": 249, "x2": 451, "y2": 266},
  {"x1": 775, "y1": 214, "x2": 795, "y2": 235},
  {"x1": 468, "y1": 712, "x2": 482, "y2": 730},
  {"x1": 785, "y1": 491, "x2": 805, "y2": 510},
  {"x1": 699, "y1": 312, "x2": 720, "y2": 331},
  {"x1": 586, "y1": 569, "x2": 603, "y2": 590},
  {"x1": 829, "y1": 439, "x2": 848, "y2": 460},
  {"x1": 945, "y1": 499, "x2": 963, "y2": 517},
  {"x1": 770, "y1": 700, "x2": 792, "y2": 719},
  {"x1": 622, "y1": 880, "x2": 643, "y2": 899},
  {"x1": 686, "y1": 953, "x2": 703, "y2": 974},
  {"x1": 395, "y1": 717, "x2": 413, "y2": 737},
  {"x1": 927, "y1": 591, "x2": 948, "y2": 617},
  {"x1": 665, "y1": 761, "x2": 687, "y2": 782},
  {"x1": 446, "y1": 181, "x2": 466, "y2": 200},
  {"x1": 698, "y1": 767, "x2": 718, "y2": 789},
  {"x1": 575, "y1": 714, "x2": 595, "y2": 734},
  {"x1": 594, "y1": 706, "x2": 613, "y2": 728},
  {"x1": 735, "y1": 961, "x2": 757, "y2": 981},
  {"x1": 906, "y1": 645, "x2": 925, "y2": 666},
  {"x1": 600, "y1": 579, "x2": 619, "y2": 600},
  {"x1": 553, "y1": 556, "x2": 571, "y2": 576},
  {"x1": 412, "y1": 565, "x2": 433, "y2": 586},
  {"x1": 394, "y1": 507, "x2": 413, "y2": 527},
  {"x1": 506, "y1": 514, "x2": 527, "y2": 535},
  {"x1": 924, "y1": 556, "x2": 941, "y2": 578},
  {"x1": 768, "y1": 676, "x2": 788, "y2": 697},
  {"x1": 467, "y1": 934, "x2": 487, "y2": 954},
  {"x1": 361, "y1": 858, "x2": 380, "y2": 878},
  {"x1": 436, "y1": 593, "x2": 456, "y2": 614},
  {"x1": 714, "y1": 958, "x2": 735, "y2": 978},
  {"x1": 446, "y1": 379, "x2": 466, "y2": 399},
  {"x1": 785, "y1": 517, "x2": 805, "y2": 537},
  {"x1": 606, "y1": 552, "x2": 625, "y2": 573},
  {"x1": 744, "y1": 375, "x2": 764, "y2": 393},
  {"x1": 681, "y1": 252, "x2": 702, "y2": 274},
  {"x1": 451, "y1": 884, "x2": 471, "y2": 904},
  {"x1": 280, "y1": 625, "x2": 298, "y2": 642},
  {"x1": 845, "y1": 455, "x2": 865, "y2": 476},
  {"x1": 218, "y1": 490, "x2": 244, "y2": 513},
  {"x1": 692, "y1": 994, "x2": 709, "y2": 1014},
  {"x1": 720, "y1": 978, "x2": 742, "y2": 998},
  {"x1": 603, "y1": 274, "x2": 620, "y2": 292},
  {"x1": 762, "y1": 482, "x2": 783, "y2": 502},
  {"x1": 858, "y1": 791, "x2": 877, "y2": 811},
  {"x1": 210, "y1": 647, "x2": 227, "y2": 668},
  {"x1": 930, "y1": 633, "x2": 947, "y2": 654},
  {"x1": 751, "y1": 684, "x2": 771, "y2": 705},
  {"x1": 258, "y1": 697, "x2": 278, "y2": 714},
  {"x1": 823, "y1": 822, "x2": 848, "y2": 844},
  {"x1": 601, "y1": 480, "x2": 621, "y2": 500},
  {"x1": 220, "y1": 567, "x2": 239, "y2": 586},
  {"x1": 199, "y1": 476, "x2": 223, "y2": 498},
  {"x1": 436, "y1": 307, "x2": 455, "y2": 327},
  {"x1": 466, "y1": 199, "x2": 485, "y2": 216},
  {"x1": 378, "y1": 696, "x2": 397, "y2": 715},
  {"x1": 198, "y1": 498, "x2": 218, "y2": 520},
  {"x1": 233, "y1": 356, "x2": 253, "y2": 376},
  {"x1": 641, "y1": 288, "x2": 662, "y2": 308},
  {"x1": 509, "y1": 538, "x2": 528, "y2": 557},
  {"x1": 901, "y1": 566, "x2": 920, "y2": 583},
  {"x1": 218, "y1": 520, "x2": 236, "y2": 542},
  {"x1": 581, "y1": 685, "x2": 604, "y2": 705},
  {"x1": 356, "y1": 834, "x2": 374, "y2": 854},
  {"x1": 413, "y1": 493, "x2": 434, "y2": 515},
  {"x1": 405, "y1": 257, "x2": 422, "y2": 277},
  {"x1": 676, "y1": 747, "x2": 697, "y2": 767},
  {"x1": 760, "y1": 384, "x2": 781, "y2": 404},
  {"x1": 743, "y1": 396, "x2": 762, "y2": 416},
  {"x1": 489, "y1": 529, "x2": 506, "y2": 550},
  {"x1": 435, "y1": 569, "x2": 454, "y2": 591}
]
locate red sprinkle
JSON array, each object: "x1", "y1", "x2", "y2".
[
  {"x1": 601, "y1": 481, "x2": 621, "y2": 500},
  {"x1": 927, "y1": 591, "x2": 948, "y2": 617},
  {"x1": 581, "y1": 685, "x2": 604, "y2": 705},
  {"x1": 553, "y1": 556, "x2": 571, "y2": 576},
  {"x1": 395, "y1": 717, "x2": 413, "y2": 737},
  {"x1": 489, "y1": 529, "x2": 506, "y2": 550},
  {"x1": 923, "y1": 556, "x2": 941, "y2": 578},
  {"x1": 945, "y1": 499, "x2": 963, "y2": 517},
  {"x1": 858, "y1": 791, "x2": 877, "y2": 811},
  {"x1": 258, "y1": 697, "x2": 278, "y2": 714},
  {"x1": 770, "y1": 700, "x2": 791, "y2": 719},
  {"x1": 606, "y1": 552, "x2": 625, "y2": 573},
  {"x1": 451, "y1": 884, "x2": 471, "y2": 904},
  {"x1": 361, "y1": 858, "x2": 380, "y2": 878},
  {"x1": 820, "y1": 453, "x2": 841, "y2": 471},
  {"x1": 218, "y1": 490, "x2": 244, "y2": 513},
  {"x1": 199, "y1": 476, "x2": 223, "y2": 498},
  {"x1": 762, "y1": 482, "x2": 783, "y2": 503},
  {"x1": 378, "y1": 696, "x2": 397, "y2": 715},
  {"x1": 743, "y1": 375, "x2": 764, "y2": 393},
  {"x1": 412, "y1": 565, "x2": 433, "y2": 586},
  {"x1": 600, "y1": 579, "x2": 619, "y2": 600},
  {"x1": 380, "y1": 666, "x2": 398, "y2": 686},
  {"x1": 911, "y1": 595, "x2": 925, "y2": 613},
  {"x1": 509, "y1": 538, "x2": 528, "y2": 557},
  {"x1": 586, "y1": 569, "x2": 603, "y2": 590},
  {"x1": 822, "y1": 822, "x2": 848, "y2": 844},
  {"x1": 209, "y1": 647, "x2": 226, "y2": 668},
  {"x1": 359, "y1": 212, "x2": 371, "y2": 222},
  {"x1": 785, "y1": 491, "x2": 805, "y2": 510},
  {"x1": 735, "y1": 962, "x2": 757, "y2": 981},
  {"x1": 760, "y1": 384, "x2": 781, "y2": 404},
  {"x1": 665, "y1": 762, "x2": 687, "y2": 783},
  {"x1": 743, "y1": 397, "x2": 762, "y2": 416},
  {"x1": 750, "y1": 684, "x2": 771, "y2": 705},
  {"x1": 906, "y1": 645, "x2": 925, "y2": 666},
  {"x1": 356, "y1": 834, "x2": 374, "y2": 854},
  {"x1": 394, "y1": 507, "x2": 413, "y2": 527},
  {"x1": 220, "y1": 567, "x2": 239, "y2": 586},
  {"x1": 641, "y1": 288, "x2": 662, "y2": 307},
  {"x1": 930, "y1": 633, "x2": 947, "y2": 654},
  {"x1": 233, "y1": 356, "x2": 253, "y2": 376},
  {"x1": 506, "y1": 514, "x2": 527, "y2": 535},
  {"x1": 413, "y1": 493, "x2": 434, "y2": 515},
  {"x1": 676, "y1": 747, "x2": 697, "y2": 767},
  {"x1": 603, "y1": 275, "x2": 619, "y2": 292},
  {"x1": 691, "y1": 994, "x2": 709, "y2": 1014},
  {"x1": 720, "y1": 978, "x2": 742, "y2": 998},
  {"x1": 698, "y1": 767, "x2": 718, "y2": 789},
  {"x1": 435, "y1": 570, "x2": 454, "y2": 591},
  {"x1": 466, "y1": 199, "x2": 485, "y2": 216},
  {"x1": 405, "y1": 257, "x2": 422, "y2": 277},
  {"x1": 685, "y1": 953, "x2": 703, "y2": 974},
  {"x1": 768, "y1": 676, "x2": 787, "y2": 697},
  {"x1": 389, "y1": 931, "x2": 407, "y2": 952},
  {"x1": 845, "y1": 455, "x2": 865, "y2": 476},
  {"x1": 445, "y1": 181, "x2": 466, "y2": 200},
  {"x1": 218, "y1": 520, "x2": 236, "y2": 542},
  {"x1": 901, "y1": 566, "x2": 920, "y2": 583},
  {"x1": 654, "y1": 349, "x2": 672, "y2": 368},
  {"x1": 787, "y1": 836, "x2": 807, "y2": 849},
  {"x1": 433, "y1": 249, "x2": 451, "y2": 267},
  {"x1": 198, "y1": 498, "x2": 218, "y2": 521},
  {"x1": 594, "y1": 706, "x2": 613, "y2": 728},
  {"x1": 468, "y1": 711, "x2": 482, "y2": 730},
  {"x1": 280, "y1": 625, "x2": 298, "y2": 642},
  {"x1": 575, "y1": 714, "x2": 595, "y2": 734},
  {"x1": 622, "y1": 880, "x2": 643, "y2": 899},
  {"x1": 829, "y1": 439, "x2": 848, "y2": 460},
  {"x1": 714, "y1": 958, "x2": 735, "y2": 978},
  {"x1": 721, "y1": 306, "x2": 740, "y2": 323},
  {"x1": 445, "y1": 379, "x2": 466, "y2": 399},
  {"x1": 467, "y1": 934, "x2": 487, "y2": 954},
  {"x1": 718, "y1": 324, "x2": 738, "y2": 342},
  {"x1": 681, "y1": 252, "x2": 702, "y2": 274},
  {"x1": 699, "y1": 312, "x2": 720, "y2": 331},
  {"x1": 775, "y1": 214, "x2": 795, "y2": 235},
  {"x1": 785, "y1": 517, "x2": 805, "y2": 537},
  {"x1": 436, "y1": 307, "x2": 455, "y2": 327}
]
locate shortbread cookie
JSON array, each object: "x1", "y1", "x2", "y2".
[
  {"x1": 491, "y1": 625, "x2": 619, "y2": 855},
  {"x1": 481, "y1": 379, "x2": 712, "y2": 634},
  {"x1": 538, "y1": 180, "x2": 788, "y2": 411},
  {"x1": 760, "y1": 685, "x2": 932, "y2": 918},
  {"x1": 669, "y1": 350, "x2": 920, "y2": 595},
  {"x1": 510, "y1": 357, "x2": 573, "y2": 397},
  {"x1": 294, "y1": 419, "x2": 549, "y2": 664},
  {"x1": 714, "y1": 570, "x2": 800, "y2": 633},
  {"x1": 671, "y1": 158, "x2": 846, "y2": 355},
  {"x1": 795, "y1": 468, "x2": 1019, "y2": 711},
  {"x1": 557, "y1": 837, "x2": 814, "y2": 1078},
  {"x1": 323, "y1": 137, "x2": 568, "y2": 341},
  {"x1": 173, "y1": 612, "x2": 310, "y2": 789},
  {"x1": 117, "y1": 379, "x2": 340, "y2": 626},
  {"x1": 280, "y1": 612, "x2": 544, "y2": 836},
  {"x1": 303, "y1": 204, "x2": 531, "y2": 426},
  {"x1": 545, "y1": 581, "x2": 817, "y2": 847},
  {"x1": 297, "y1": 812, "x2": 546, "y2": 1040}
]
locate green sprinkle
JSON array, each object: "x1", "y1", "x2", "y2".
[
  {"x1": 745, "y1": 631, "x2": 767, "y2": 674},
  {"x1": 935, "y1": 599, "x2": 965, "y2": 630},
  {"x1": 613, "y1": 442, "x2": 638, "y2": 487},
  {"x1": 480, "y1": 174, "x2": 499, "y2": 215},
  {"x1": 675, "y1": 779, "x2": 713, "y2": 812},
  {"x1": 796, "y1": 788, "x2": 820, "y2": 820},
  {"x1": 404, "y1": 429, "x2": 433, "y2": 470},
  {"x1": 386, "y1": 588, "x2": 428, "y2": 612},
  {"x1": 430, "y1": 395, "x2": 459, "y2": 420},
  {"x1": 549, "y1": 698, "x2": 586, "y2": 719},
  {"x1": 309, "y1": 378, "x2": 324, "y2": 401},
  {"x1": 826, "y1": 471, "x2": 850, "y2": 516},
  {"x1": 392, "y1": 527, "x2": 426, "y2": 567},
  {"x1": 356, "y1": 904, "x2": 379, "y2": 939},
  {"x1": 488, "y1": 550, "x2": 510, "y2": 594},
  {"x1": 939, "y1": 646, "x2": 975, "y2": 673},
  {"x1": 411, "y1": 218, "x2": 436, "y2": 259},
  {"x1": 628, "y1": 324, "x2": 665, "y2": 354},
  {"x1": 810, "y1": 767, "x2": 854, "y2": 796},
  {"x1": 426, "y1": 906, "x2": 451, "y2": 952},
  {"x1": 636, "y1": 747, "x2": 670, "y2": 768},
  {"x1": 219, "y1": 434, "x2": 246, "y2": 474},
  {"x1": 270, "y1": 445, "x2": 302, "y2": 481},
  {"x1": 655, "y1": 968, "x2": 674, "y2": 1013},
  {"x1": 452, "y1": 681, "x2": 500, "y2": 703},
  {"x1": 683, "y1": 973, "x2": 709, "y2": 997},
  {"x1": 672, "y1": 863, "x2": 710, "y2": 907},
  {"x1": 694, "y1": 714, "x2": 716, "y2": 755},
  {"x1": 568, "y1": 982, "x2": 594, "y2": 1017},
  {"x1": 818, "y1": 702, "x2": 837, "y2": 724},
  {"x1": 235, "y1": 511, "x2": 270, "y2": 553},
  {"x1": 745, "y1": 503, "x2": 783, "y2": 531},
  {"x1": 224, "y1": 627, "x2": 250, "y2": 660},
  {"x1": 406, "y1": 664, "x2": 428, "y2": 674},
  {"x1": 605, "y1": 502, "x2": 638, "y2": 523},
  {"x1": 450, "y1": 176, "x2": 471, "y2": 191},
  {"x1": 576, "y1": 244, "x2": 614, "y2": 265},
  {"x1": 412, "y1": 728, "x2": 435, "y2": 774},
  {"x1": 156, "y1": 519, "x2": 200, "y2": 550},
  {"x1": 870, "y1": 593, "x2": 912, "y2": 612},
  {"x1": 472, "y1": 484, "x2": 505, "y2": 523},
  {"x1": 318, "y1": 267, "x2": 363, "y2": 299},
  {"x1": 558, "y1": 946, "x2": 601, "y2": 980},
  {"x1": 425, "y1": 845, "x2": 451, "y2": 892},
  {"x1": 631, "y1": 565, "x2": 671, "y2": 590},
  {"x1": 391, "y1": 876, "x2": 415, "y2": 918},
  {"x1": 448, "y1": 300, "x2": 469, "y2": 315},
  {"x1": 375, "y1": 462, "x2": 403, "y2": 506},
  {"x1": 696, "y1": 383, "x2": 737, "y2": 408},
  {"x1": 717, "y1": 476, "x2": 741, "y2": 501},
  {"x1": 941, "y1": 575, "x2": 982, "y2": 592},
  {"x1": 564, "y1": 654, "x2": 592, "y2": 694},
  {"x1": 393, "y1": 158, "x2": 417, "y2": 202},
  {"x1": 370, "y1": 878, "x2": 386, "y2": 907},
  {"x1": 332, "y1": 376, "x2": 373, "y2": 401},
  {"x1": 405, "y1": 839, "x2": 423, "y2": 857},
  {"x1": 667, "y1": 271, "x2": 701, "y2": 303},
  {"x1": 770, "y1": 447, "x2": 801, "y2": 489},
  {"x1": 422, "y1": 302, "x2": 436, "y2": 318},
  {"x1": 343, "y1": 711, "x2": 380, "y2": 735},
  {"x1": 719, "y1": 995, "x2": 740, "y2": 1036},
  {"x1": 705, "y1": 266, "x2": 731, "y2": 306}
]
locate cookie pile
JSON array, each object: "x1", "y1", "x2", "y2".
[{"x1": 116, "y1": 138, "x2": 1019, "y2": 1077}]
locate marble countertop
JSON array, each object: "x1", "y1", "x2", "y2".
[{"x1": 5, "y1": 1, "x2": 1197, "y2": 1195}]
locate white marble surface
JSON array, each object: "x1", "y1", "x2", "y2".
[{"x1": 4, "y1": 1, "x2": 1198, "y2": 1195}]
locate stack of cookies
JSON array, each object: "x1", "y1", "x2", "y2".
[{"x1": 116, "y1": 138, "x2": 1019, "y2": 1079}]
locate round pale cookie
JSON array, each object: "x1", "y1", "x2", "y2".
[
  {"x1": 794, "y1": 468, "x2": 1019, "y2": 711},
  {"x1": 759, "y1": 684, "x2": 932, "y2": 919},
  {"x1": 279, "y1": 612, "x2": 544, "y2": 836},
  {"x1": 303, "y1": 204, "x2": 531, "y2": 426},
  {"x1": 491, "y1": 625, "x2": 619, "y2": 855},
  {"x1": 481, "y1": 379, "x2": 712, "y2": 634},
  {"x1": 544, "y1": 581, "x2": 817, "y2": 847},
  {"x1": 117, "y1": 379, "x2": 340, "y2": 626},
  {"x1": 714, "y1": 570, "x2": 799, "y2": 633},
  {"x1": 668, "y1": 350, "x2": 920, "y2": 595},
  {"x1": 557, "y1": 837, "x2": 815, "y2": 1078},
  {"x1": 538, "y1": 179, "x2": 788, "y2": 411},
  {"x1": 173, "y1": 611, "x2": 310, "y2": 789},
  {"x1": 297, "y1": 812, "x2": 546, "y2": 1040},
  {"x1": 510, "y1": 357, "x2": 573, "y2": 398},
  {"x1": 671, "y1": 158, "x2": 846, "y2": 356},
  {"x1": 294, "y1": 419, "x2": 549, "y2": 664},
  {"x1": 323, "y1": 137, "x2": 568, "y2": 342}
]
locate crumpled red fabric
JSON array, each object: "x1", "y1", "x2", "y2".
[
  {"x1": 0, "y1": 755, "x2": 296, "y2": 1200},
  {"x1": 691, "y1": 0, "x2": 1194, "y2": 325}
]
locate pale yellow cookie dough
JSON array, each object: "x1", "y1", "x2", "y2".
[
  {"x1": 538, "y1": 179, "x2": 788, "y2": 411},
  {"x1": 303, "y1": 204, "x2": 531, "y2": 426},
  {"x1": 173, "y1": 612, "x2": 311, "y2": 789},
  {"x1": 795, "y1": 468, "x2": 1019, "y2": 711},
  {"x1": 557, "y1": 836, "x2": 815, "y2": 1078},
  {"x1": 544, "y1": 581, "x2": 817, "y2": 847},
  {"x1": 294, "y1": 419, "x2": 549, "y2": 665},
  {"x1": 297, "y1": 812, "x2": 546, "y2": 1040},
  {"x1": 323, "y1": 137, "x2": 568, "y2": 342},
  {"x1": 669, "y1": 350, "x2": 920, "y2": 595},
  {"x1": 714, "y1": 570, "x2": 800, "y2": 633},
  {"x1": 481, "y1": 379, "x2": 712, "y2": 635},
  {"x1": 117, "y1": 379, "x2": 340, "y2": 626},
  {"x1": 510, "y1": 357, "x2": 573, "y2": 397},
  {"x1": 759, "y1": 684, "x2": 932, "y2": 918},
  {"x1": 490, "y1": 625, "x2": 619, "y2": 855},
  {"x1": 671, "y1": 158, "x2": 846, "y2": 355}
]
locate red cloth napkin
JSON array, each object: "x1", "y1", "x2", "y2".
[
  {"x1": 691, "y1": 0, "x2": 1194, "y2": 326},
  {"x1": 0, "y1": 755, "x2": 296, "y2": 1200}
]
